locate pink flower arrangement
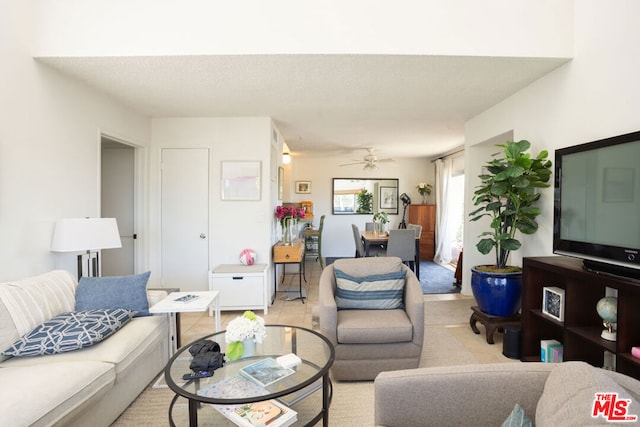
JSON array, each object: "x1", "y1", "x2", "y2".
[{"x1": 275, "y1": 205, "x2": 306, "y2": 227}]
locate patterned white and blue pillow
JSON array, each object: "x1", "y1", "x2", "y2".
[
  {"x1": 334, "y1": 268, "x2": 406, "y2": 310},
  {"x1": 1, "y1": 308, "x2": 134, "y2": 357}
]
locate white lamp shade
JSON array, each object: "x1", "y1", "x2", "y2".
[{"x1": 51, "y1": 218, "x2": 122, "y2": 252}]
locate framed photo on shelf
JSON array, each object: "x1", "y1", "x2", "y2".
[
  {"x1": 221, "y1": 161, "x2": 261, "y2": 201},
  {"x1": 296, "y1": 181, "x2": 311, "y2": 194},
  {"x1": 542, "y1": 286, "x2": 565, "y2": 322}
]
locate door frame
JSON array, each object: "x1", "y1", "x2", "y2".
[{"x1": 99, "y1": 130, "x2": 146, "y2": 274}]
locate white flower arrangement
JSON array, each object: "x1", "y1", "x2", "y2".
[
  {"x1": 416, "y1": 182, "x2": 433, "y2": 196},
  {"x1": 224, "y1": 311, "x2": 266, "y2": 360}
]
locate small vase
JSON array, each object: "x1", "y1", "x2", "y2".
[
  {"x1": 282, "y1": 218, "x2": 294, "y2": 246},
  {"x1": 421, "y1": 194, "x2": 428, "y2": 204},
  {"x1": 242, "y1": 338, "x2": 256, "y2": 357}
]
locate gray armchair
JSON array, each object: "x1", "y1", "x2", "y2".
[{"x1": 319, "y1": 257, "x2": 424, "y2": 381}]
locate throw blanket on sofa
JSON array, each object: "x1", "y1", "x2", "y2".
[{"x1": 0, "y1": 270, "x2": 77, "y2": 337}]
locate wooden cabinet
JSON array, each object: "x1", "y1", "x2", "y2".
[
  {"x1": 521, "y1": 256, "x2": 640, "y2": 380},
  {"x1": 408, "y1": 204, "x2": 436, "y2": 260}
]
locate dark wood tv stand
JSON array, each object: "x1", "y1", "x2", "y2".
[{"x1": 521, "y1": 256, "x2": 640, "y2": 380}]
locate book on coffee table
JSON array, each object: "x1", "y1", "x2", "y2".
[
  {"x1": 213, "y1": 399, "x2": 297, "y2": 427},
  {"x1": 239, "y1": 358, "x2": 295, "y2": 387}
]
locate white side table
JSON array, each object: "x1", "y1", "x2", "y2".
[
  {"x1": 149, "y1": 291, "x2": 221, "y2": 356},
  {"x1": 209, "y1": 264, "x2": 269, "y2": 314}
]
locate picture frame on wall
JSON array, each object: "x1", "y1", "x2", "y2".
[
  {"x1": 379, "y1": 186, "x2": 398, "y2": 213},
  {"x1": 296, "y1": 181, "x2": 311, "y2": 194},
  {"x1": 542, "y1": 286, "x2": 565, "y2": 322},
  {"x1": 221, "y1": 161, "x2": 261, "y2": 200},
  {"x1": 278, "y1": 166, "x2": 284, "y2": 200}
]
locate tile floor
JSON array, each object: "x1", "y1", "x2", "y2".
[{"x1": 178, "y1": 257, "x2": 470, "y2": 348}]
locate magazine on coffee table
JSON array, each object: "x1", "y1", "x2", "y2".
[
  {"x1": 239, "y1": 358, "x2": 296, "y2": 387},
  {"x1": 197, "y1": 374, "x2": 269, "y2": 400}
]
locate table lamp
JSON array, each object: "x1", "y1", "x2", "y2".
[{"x1": 51, "y1": 217, "x2": 122, "y2": 278}]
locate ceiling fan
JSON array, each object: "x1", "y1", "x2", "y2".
[{"x1": 339, "y1": 148, "x2": 395, "y2": 170}]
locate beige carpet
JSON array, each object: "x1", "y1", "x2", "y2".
[{"x1": 113, "y1": 298, "x2": 515, "y2": 426}]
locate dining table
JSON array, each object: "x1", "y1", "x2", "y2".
[{"x1": 360, "y1": 230, "x2": 421, "y2": 279}]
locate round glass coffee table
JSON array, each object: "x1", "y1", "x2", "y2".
[{"x1": 165, "y1": 325, "x2": 335, "y2": 426}]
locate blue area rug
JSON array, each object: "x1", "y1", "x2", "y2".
[{"x1": 324, "y1": 257, "x2": 460, "y2": 294}]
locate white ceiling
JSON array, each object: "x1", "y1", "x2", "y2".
[{"x1": 39, "y1": 54, "x2": 569, "y2": 159}]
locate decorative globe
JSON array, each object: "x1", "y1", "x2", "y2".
[
  {"x1": 596, "y1": 297, "x2": 617, "y2": 324},
  {"x1": 239, "y1": 248, "x2": 256, "y2": 266}
]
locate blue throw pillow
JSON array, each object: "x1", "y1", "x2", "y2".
[
  {"x1": 501, "y1": 403, "x2": 533, "y2": 427},
  {"x1": 75, "y1": 271, "x2": 151, "y2": 317},
  {"x1": 334, "y1": 268, "x2": 406, "y2": 310},
  {"x1": 2, "y1": 309, "x2": 134, "y2": 356}
]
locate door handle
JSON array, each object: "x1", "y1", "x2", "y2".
[{"x1": 200, "y1": 233, "x2": 207, "y2": 239}]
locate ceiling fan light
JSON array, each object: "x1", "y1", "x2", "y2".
[{"x1": 282, "y1": 152, "x2": 291, "y2": 164}]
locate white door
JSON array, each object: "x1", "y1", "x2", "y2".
[
  {"x1": 161, "y1": 148, "x2": 210, "y2": 291},
  {"x1": 101, "y1": 139, "x2": 135, "y2": 276}
]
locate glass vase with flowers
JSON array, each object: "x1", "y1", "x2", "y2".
[
  {"x1": 225, "y1": 311, "x2": 267, "y2": 360},
  {"x1": 416, "y1": 182, "x2": 433, "y2": 204},
  {"x1": 275, "y1": 205, "x2": 306, "y2": 245}
]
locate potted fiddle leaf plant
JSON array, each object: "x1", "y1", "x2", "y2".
[{"x1": 468, "y1": 139, "x2": 552, "y2": 317}]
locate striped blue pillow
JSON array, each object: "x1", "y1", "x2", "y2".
[{"x1": 334, "y1": 268, "x2": 406, "y2": 310}]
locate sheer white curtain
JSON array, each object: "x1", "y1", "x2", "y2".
[{"x1": 433, "y1": 157, "x2": 454, "y2": 264}]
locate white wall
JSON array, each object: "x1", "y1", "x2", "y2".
[
  {"x1": 462, "y1": 0, "x2": 640, "y2": 294},
  {"x1": 0, "y1": 1, "x2": 150, "y2": 280},
  {"x1": 33, "y1": 0, "x2": 573, "y2": 58},
  {"x1": 287, "y1": 154, "x2": 434, "y2": 258},
  {"x1": 149, "y1": 118, "x2": 278, "y2": 288}
]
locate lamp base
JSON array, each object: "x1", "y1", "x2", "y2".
[{"x1": 601, "y1": 330, "x2": 617, "y2": 341}]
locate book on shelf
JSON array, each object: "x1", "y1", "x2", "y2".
[
  {"x1": 213, "y1": 399, "x2": 297, "y2": 427},
  {"x1": 239, "y1": 358, "x2": 296, "y2": 387}
]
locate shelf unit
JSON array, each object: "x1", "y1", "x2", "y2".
[{"x1": 521, "y1": 256, "x2": 640, "y2": 380}]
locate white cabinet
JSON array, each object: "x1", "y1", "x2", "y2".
[{"x1": 209, "y1": 264, "x2": 269, "y2": 314}]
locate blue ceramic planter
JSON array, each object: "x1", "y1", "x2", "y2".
[{"x1": 471, "y1": 266, "x2": 522, "y2": 317}]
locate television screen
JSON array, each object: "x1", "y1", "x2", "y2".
[{"x1": 554, "y1": 130, "x2": 640, "y2": 279}]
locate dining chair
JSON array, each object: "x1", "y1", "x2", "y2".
[
  {"x1": 365, "y1": 222, "x2": 386, "y2": 251},
  {"x1": 303, "y1": 214, "x2": 326, "y2": 268},
  {"x1": 352, "y1": 224, "x2": 384, "y2": 257},
  {"x1": 385, "y1": 229, "x2": 417, "y2": 272},
  {"x1": 407, "y1": 223, "x2": 422, "y2": 239}
]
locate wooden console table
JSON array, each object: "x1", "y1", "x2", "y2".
[{"x1": 273, "y1": 238, "x2": 306, "y2": 304}]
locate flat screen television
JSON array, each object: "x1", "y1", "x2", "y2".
[{"x1": 553, "y1": 130, "x2": 640, "y2": 280}]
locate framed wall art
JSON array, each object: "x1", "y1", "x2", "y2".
[
  {"x1": 278, "y1": 166, "x2": 284, "y2": 200},
  {"x1": 296, "y1": 181, "x2": 311, "y2": 194},
  {"x1": 379, "y1": 186, "x2": 398, "y2": 212},
  {"x1": 221, "y1": 161, "x2": 261, "y2": 200}
]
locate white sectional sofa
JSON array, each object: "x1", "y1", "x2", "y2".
[{"x1": 0, "y1": 270, "x2": 170, "y2": 426}]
